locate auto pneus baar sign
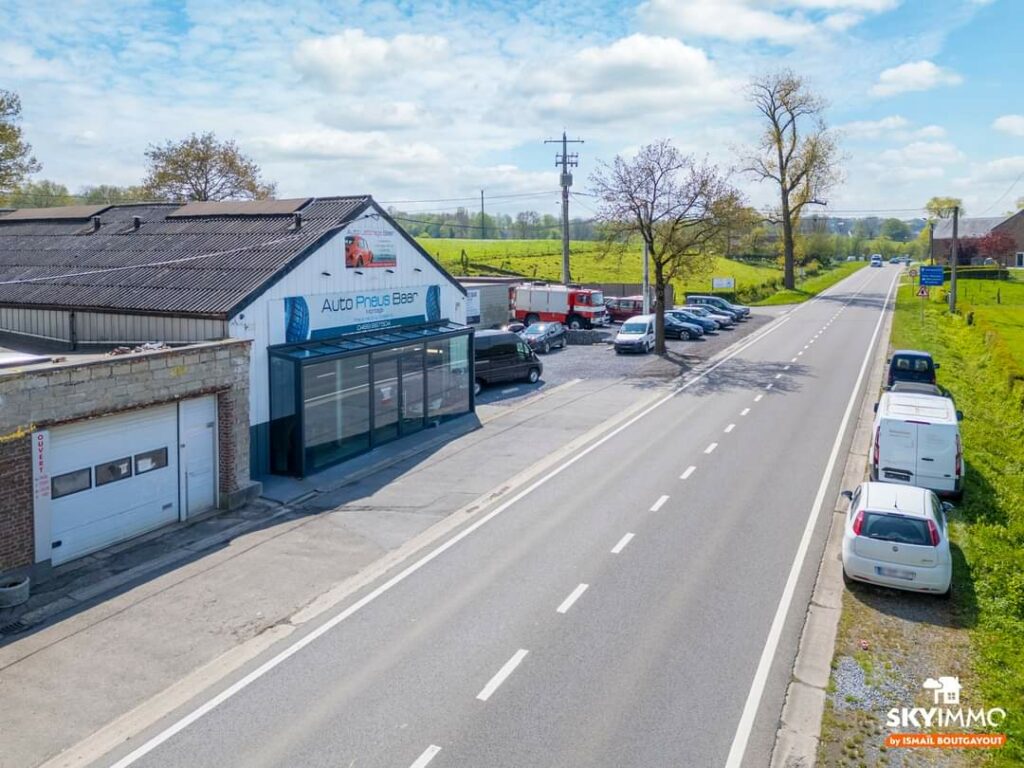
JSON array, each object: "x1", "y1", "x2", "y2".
[{"x1": 281, "y1": 286, "x2": 442, "y2": 342}]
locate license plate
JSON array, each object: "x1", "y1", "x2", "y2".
[{"x1": 876, "y1": 566, "x2": 915, "y2": 580}]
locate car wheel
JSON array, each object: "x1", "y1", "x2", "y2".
[
  {"x1": 525, "y1": 313, "x2": 539, "y2": 326},
  {"x1": 474, "y1": 379, "x2": 483, "y2": 397},
  {"x1": 527, "y1": 367, "x2": 540, "y2": 384},
  {"x1": 542, "y1": 341, "x2": 550, "y2": 354}
]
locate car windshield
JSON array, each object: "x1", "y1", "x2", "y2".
[
  {"x1": 621, "y1": 322, "x2": 647, "y2": 334},
  {"x1": 893, "y1": 356, "x2": 933, "y2": 381},
  {"x1": 861, "y1": 512, "x2": 931, "y2": 546}
]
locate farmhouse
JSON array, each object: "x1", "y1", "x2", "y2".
[
  {"x1": 0, "y1": 197, "x2": 472, "y2": 580},
  {"x1": 931, "y1": 210, "x2": 1024, "y2": 266}
]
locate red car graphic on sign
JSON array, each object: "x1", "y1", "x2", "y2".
[{"x1": 345, "y1": 235, "x2": 374, "y2": 268}]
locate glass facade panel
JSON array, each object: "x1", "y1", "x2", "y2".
[
  {"x1": 400, "y1": 343, "x2": 426, "y2": 436},
  {"x1": 302, "y1": 355, "x2": 371, "y2": 471},
  {"x1": 270, "y1": 355, "x2": 299, "y2": 475},
  {"x1": 372, "y1": 349, "x2": 400, "y2": 445},
  {"x1": 427, "y1": 336, "x2": 470, "y2": 424}
]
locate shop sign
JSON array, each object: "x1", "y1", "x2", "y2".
[{"x1": 281, "y1": 285, "x2": 443, "y2": 342}]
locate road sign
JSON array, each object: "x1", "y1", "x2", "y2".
[
  {"x1": 919, "y1": 266, "x2": 945, "y2": 286},
  {"x1": 909, "y1": 268, "x2": 918, "y2": 278},
  {"x1": 917, "y1": 286, "x2": 930, "y2": 298}
]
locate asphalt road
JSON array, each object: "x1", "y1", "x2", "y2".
[{"x1": 100, "y1": 264, "x2": 898, "y2": 768}]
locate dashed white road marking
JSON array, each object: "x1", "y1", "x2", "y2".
[
  {"x1": 704, "y1": 442, "x2": 718, "y2": 454},
  {"x1": 754, "y1": 394, "x2": 764, "y2": 402},
  {"x1": 783, "y1": 365, "x2": 791, "y2": 371},
  {"x1": 797, "y1": 351, "x2": 803, "y2": 356},
  {"x1": 650, "y1": 494, "x2": 670, "y2": 512},
  {"x1": 556, "y1": 584, "x2": 589, "y2": 614},
  {"x1": 724, "y1": 423, "x2": 736, "y2": 433},
  {"x1": 410, "y1": 745, "x2": 442, "y2": 768},
  {"x1": 765, "y1": 383, "x2": 774, "y2": 390},
  {"x1": 680, "y1": 465, "x2": 697, "y2": 480},
  {"x1": 791, "y1": 357, "x2": 798, "y2": 363},
  {"x1": 477, "y1": 649, "x2": 529, "y2": 702},
  {"x1": 611, "y1": 532, "x2": 635, "y2": 554},
  {"x1": 774, "y1": 373, "x2": 782, "y2": 379},
  {"x1": 740, "y1": 408, "x2": 750, "y2": 416}
]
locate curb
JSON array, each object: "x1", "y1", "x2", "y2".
[{"x1": 769, "y1": 279, "x2": 896, "y2": 768}]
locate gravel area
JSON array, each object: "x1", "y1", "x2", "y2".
[{"x1": 475, "y1": 309, "x2": 782, "y2": 407}]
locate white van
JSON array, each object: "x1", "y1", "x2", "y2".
[
  {"x1": 871, "y1": 391, "x2": 963, "y2": 498},
  {"x1": 613, "y1": 315, "x2": 655, "y2": 354}
]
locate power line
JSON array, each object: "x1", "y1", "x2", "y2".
[{"x1": 976, "y1": 171, "x2": 1024, "y2": 216}]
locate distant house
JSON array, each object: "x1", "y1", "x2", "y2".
[{"x1": 931, "y1": 210, "x2": 1024, "y2": 266}]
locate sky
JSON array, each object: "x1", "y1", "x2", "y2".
[{"x1": 2, "y1": 0, "x2": 1022, "y2": 220}]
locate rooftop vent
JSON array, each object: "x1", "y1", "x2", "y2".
[
  {"x1": 293, "y1": 212, "x2": 303, "y2": 231},
  {"x1": 91, "y1": 216, "x2": 101, "y2": 232},
  {"x1": 133, "y1": 216, "x2": 142, "y2": 230}
]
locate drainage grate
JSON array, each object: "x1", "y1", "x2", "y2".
[{"x1": 0, "y1": 619, "x2": 32, "y2": 636}]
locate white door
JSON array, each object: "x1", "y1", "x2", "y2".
[
  {"x1": 49, "y1": 405, "x2": 179, "y2": 565},
  {"x1": 179, "y1": 396, "x2": 217, "y2": 517}
]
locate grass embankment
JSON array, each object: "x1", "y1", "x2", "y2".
[
  {"x1": 417, "y1": 237, "x2": 862, "y2": 305},
  {"x1": 751, "y1": 259, "x2": 868, "y2": 306},
  {"x1": 892, "y1": 277, "x2": 1024, "y2": 765}
]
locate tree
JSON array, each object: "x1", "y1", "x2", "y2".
[
  {"x1": 925, "y1": 196, "x2": 963, "y2": 219},
  {"x1": 977, "y1": 230, "x2": 1016, "y2": 264},
  {"x1": 0, "y1": 90, "x2": 41, "y2": 198},
  {"x1": 79, "y1": 184, "x2": 157, "y2": 204},
  {"x1": 3, "y1": 179, "x2": 73, "y2": 207},
  {"x1": 591, "y1": 140, "x2": 740, "y2": 354},
  {"x1": 743, "y1": 70, "x2": 841, "y2": 289},
  {"x1": 143, "y1": 132, "x2": 276, "y2": 201},
  {"x1": 880, "y1": 218, "x2": 911, "y2": 242}
]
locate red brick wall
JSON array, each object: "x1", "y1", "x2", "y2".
[
  {"x1": 217, "y1": 390, "x2": 238, "y2": 497},
  {"x1": 0, "y1": 436, "x2": 34, "y2": 571}
]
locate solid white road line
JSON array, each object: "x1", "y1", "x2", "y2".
[
  {"x1": 704, "y1": 442, "x2": 718, "y2": 454},
  {"x1": 557, "y1": 584, "x2": 589, "y2": 614},
  {"x1": 611, "y1": 532, "x2": 635, "y2": 554},
  {"x1": 650, "y1": 494, "x2": 670, "y2": 512},
  {"x1": 754, "y1": 394, "x2": 764, "y2": 402},
  {"x1": 724, "y1": 424, "x2": 735, "y2": 433},
  {"x1": 680, "y1": 465, "x2": 697, "y2": 480},
  {"x1": 101, "y1": 265, "x2": 815, "y2": 768},
  {"x1": 477, "y1": 649, "x2": 529, "y2": 702},
  {"x1": 740, "y1": 408, "x2": 750, "y2": 416},
  {"x1": 724, "y1": 269, "x2": 899, "y2": 768},
  {"x1": 410, "y1": 745, "x2": 442, "y2": 768}
]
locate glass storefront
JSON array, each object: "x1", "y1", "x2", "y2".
[{"x1": 268, "y1": 323, "x2": 472, "y2": 477}]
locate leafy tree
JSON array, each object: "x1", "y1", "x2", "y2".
[
  {"x1": 925, "y1": 196, "x2": 963, "y2": 219},
  {"x1": 880, "y1": 218, "x2": 911, "y2": 242},
  {"x1": 977, "y1": 231, "x2": 1016, "y2": 263},
  {"x1": 957, "y1": 236, "x2": 980, "y2": 264},
  {"x1": 591, "y1": 139, "x2": 740, "y2": 353},
  {"x1": 143, "y1": 132, "x2": 276, "y2": 201},
  {"x1": 79, "y1": 184, "x2": 157, "y2": 204},
  {"x1": 0, "y1": 89, "x2": 41, "y2": 198},
  {"x1": 742, "y1": 70, "x2": 841, "y2": 290},
  {"x1": 3, "y1": 179, "x2": 73, "y2": 207}
]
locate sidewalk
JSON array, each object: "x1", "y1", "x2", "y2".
[{"x1": 0, "y1": 373, "x2": 679, "y2": 768}]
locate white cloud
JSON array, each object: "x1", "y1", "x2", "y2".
[
  {"x1": 317, "y1": 101, "x2": 430, "y2": 132},
  {"x1": 254, "y1": 129, "x2": 446, "y2": 168},
  {"x1": 915, "y1": 125, "x2": 946, "y2": 139},
  {"x1": 879, "y1": 141, "x2": 964, "y2": 165},
  {"x1": 839, "y1": 115, "x2": 910, "y2": 137},
  {"x1": 870, "y1": 60, "x2": 962, "y2": 97},
  {"x1": 993, "y1": 115, "x2": 1024, "y2": 137},
  {"x1": 293, "y1": 29, "x2": 449, "y2": 90}
]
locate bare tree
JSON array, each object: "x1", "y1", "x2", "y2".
[
  {"x1": 743, "y1": 70, "x2": 840, "y2": 289},
  {"x1": 0, "y1": 89, "x2": 41, "y2": 198},
  {"x1": 143, "y1": 132, "x2": 276, "y2": 201},
  {"x1": 591, "y1": 140, "x2": 741, "y2": 354}
]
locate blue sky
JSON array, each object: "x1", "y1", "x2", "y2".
[{"x1": 1, "y1": 0, "x2": 1021, "y2": 219}]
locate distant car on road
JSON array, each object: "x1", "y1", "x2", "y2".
[
  {"x1": 614, "y1": 315, "x2": 655, "y2": 354},
  {"x1": 666, "y1": 308, "x2": 719, "y2": 333},
  {"x1": 870, "y1": 254, "x2": 883, "y2": 267},
  {"x1": 889, "y1": 256, "x2": 902, "y2": 265},
  {"x1": 887, "y1": 349, "x2": 938, "y2": 388},
  {"x1": 841, "y1": 482, "x2": 953, "y2": 597},
  {"x1": 520, "y1": 321, "x2": 567, "y2": 354}
]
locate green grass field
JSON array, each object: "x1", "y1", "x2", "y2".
[
  {"x1": 892, "y1": 279, "x2": 1024, "y2": 766},
  {"x1": 415, "y1": 237, "x2": 851, "y2": 303}
]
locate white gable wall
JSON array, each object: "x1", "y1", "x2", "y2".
[{"x1": 228, "y1": 212, "x2": 466, "y2": 430}]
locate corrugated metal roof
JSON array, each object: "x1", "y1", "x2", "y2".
[
  {"x1": 0, "y1": 204, "x2": 112, "y2": 221},
  {"x1": 932, "y1": 215, "x2": 1008, "y2": 239},
  {"x1": 167, "y1": 198, "x2": 312, "y2": 218},
  {"x1": 0, "y1": 196, "x2": 370, "y2": 317}
]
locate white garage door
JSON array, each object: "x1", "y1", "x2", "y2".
[
  {"x1": 49, "y1": 405, "x2": 180, "y2": 565},
  {"x1": 180, "y1": 396, "x2": 217, "y2": 517}
]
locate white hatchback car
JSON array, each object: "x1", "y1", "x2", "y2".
[{"x1": 841, "y1": 482, "x2": 953, "y2": 597}]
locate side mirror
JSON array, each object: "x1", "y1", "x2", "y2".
[
  {"x1": 956, "y1": 410, "x2": 964, "y2": 421},
  {"x1": 873, "y1": 402, "x2": 879, "y2": 413},
  {"x1": 886, "y1": 358, "x2": 891, "y2": 364},
  {"x1": 941, "y1": 501, "x2": 955, "y2": 513},
  {"x1": 841, "y1": 490, "x2": 854, "y2": 501}
]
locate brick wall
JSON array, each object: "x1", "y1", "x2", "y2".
[
  {"x1": 0, "y1": 437, "x2": 32, "y2": 571},
  {"x1": 0, "y1": 339, "x2": 255, "y2": 573}
]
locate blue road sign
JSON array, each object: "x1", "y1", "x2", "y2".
[{"x1": 919, "y1": 266, "x2": 945, "y2": 286}]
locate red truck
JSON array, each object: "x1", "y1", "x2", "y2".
[{"x1": 512, "y1": 284, "x2": 607, "y2": 329}]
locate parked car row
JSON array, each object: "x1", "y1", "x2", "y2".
[{"x1": 841, "y1": 349, "x2": 963, "y2": 599}]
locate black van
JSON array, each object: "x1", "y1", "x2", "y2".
[{"x1": 474, "y1": 330, "x2": 543, "y2": 396}]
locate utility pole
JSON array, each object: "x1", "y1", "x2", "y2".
[
  {"x1": 480, "y1": 190, "x2": 486, "y2": 240},
  {"x1": 949, "y1": 205, "x2": 959, "y2": 313},
  {"x1": 545, "y1": 131, "x2": 584, "y2": 284},
  {"x1": 928, "y1": 221, "x2": 934, "y2": 266}
]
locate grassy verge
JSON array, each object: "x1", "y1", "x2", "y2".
[{"x1": 750, "y1": 260, "x2": 868, "y2": 306}]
